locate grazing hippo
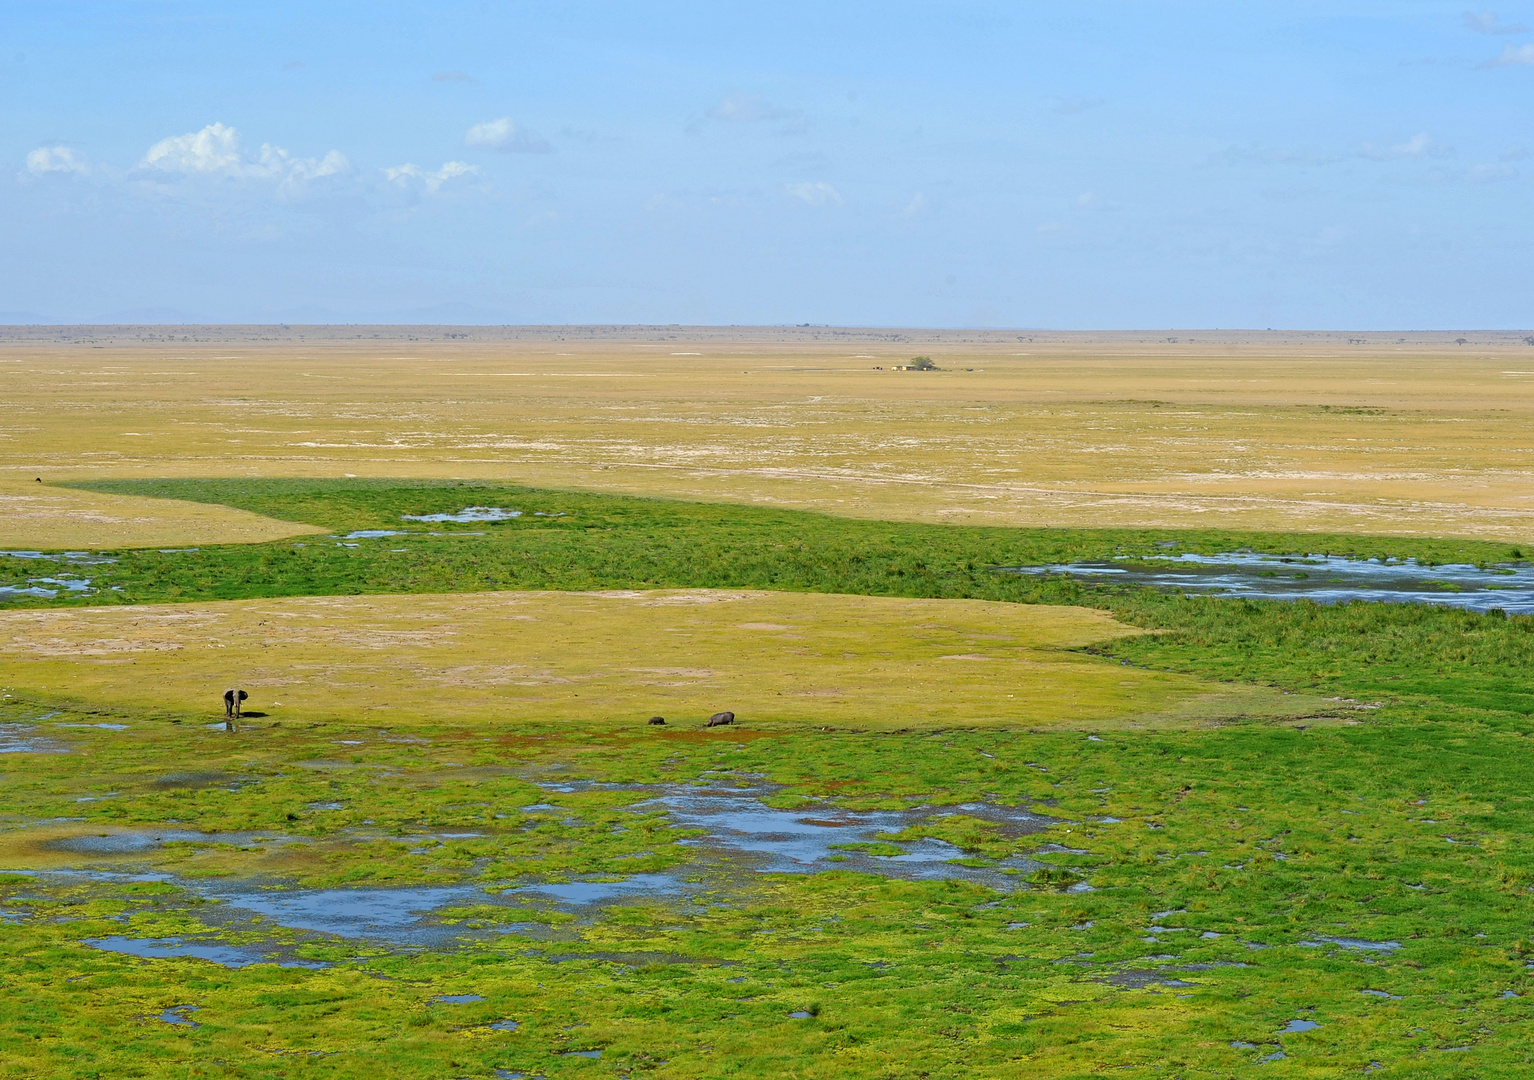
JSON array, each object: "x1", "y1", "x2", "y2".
[
  {"x1": 648, "y1": 716, "x2": 666, "y2": 725},
  {"x1": 223, "y1": 688, "x2": 248, "y2": 718},
  {"x1": 706, "y1": 711, "x2": 735, "y2": 728}
]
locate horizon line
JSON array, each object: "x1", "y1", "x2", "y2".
[{"x1": 1, "y1": 323, "x2": 1533, "y2": 336}]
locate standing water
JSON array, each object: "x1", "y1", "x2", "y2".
[{"x1": 1001, "y1": 552, "x2": 1534, "y2": 614}]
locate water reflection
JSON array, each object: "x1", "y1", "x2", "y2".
[
  {"x1": 1002, "y1": 552, "x2": 1534, "y2": 613},
  {"x1": 638, "y1": 780, "x2": 1054, "y2": 886}
]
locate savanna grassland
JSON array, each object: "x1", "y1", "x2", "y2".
[
  {"x1": 1, "y1": 329, "x2": 1533, "y2": 1079},
  {"x1": 6, "y1": 325, "x2": 1534, "y2": 539}
]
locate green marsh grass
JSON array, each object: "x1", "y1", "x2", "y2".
[{"x1": 0, "y1": 479, "x2": 1530, "y2": 1076}]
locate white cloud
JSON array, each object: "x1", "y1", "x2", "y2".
[
  {"x1": 1358, "y1": 132, "x2": 1448, "y2": 160},
  {"x1": 1464, "y1": 11, "x2": 1528, "y2": 33},
  {"x1": 433, "y1": 70, "x2": 477, "y2": 84},
  {"x1": 464, "y1": 117, "x2": 551, "y2": 153},
  {"x1": 24, "y1": 145, "x2": 88, "y2": 177},
  {"x1": 1480, "y1": 42, "x2": 1534, "y2": 66},
  {"x1": 383, "y1": 160, "x2": 479, "y2": 193},
  {"x1": 143, "y1": 121, "x2": 244, "y2": 173},
  {"x1": 257, "y1": 144, "x2": 349, "y2": 183},
  {"x1": 783, "y1": 181, "x2": 842, "y2": 207},
  {"x1": 139, "y1": 122, "x2": 349, "y2": 189},
  {"x1": 900, "y1": 192, "x2": 929, "y2": 217},
  {"x1": 1395, "y1": 132, "x2": 1439, "y2": 157},
  {"x1": 1075, "y1": 191, "x2": 1102, "y2": 209}
]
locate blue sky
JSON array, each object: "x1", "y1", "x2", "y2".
[{"x1": 4, "y1": 1, "x2": 1533, "y2": 327}]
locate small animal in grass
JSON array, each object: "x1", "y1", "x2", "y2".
[
  {"x1": 648, "y1": 716, "x2": 666, "y2": 725},
  {"x1": 223, "y1": 688, "x2": 248, "y2": 718},
  {"x1": 706, "y1": 711, "x2": 735, "y2": 728}
]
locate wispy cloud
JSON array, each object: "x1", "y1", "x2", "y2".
[
  {"x1": 709, "y1": 92, "x2": 796, "y2": 123},
  {"x1": 1464, "y1": 10, "x2": 1528, "y2": 33},
  {"x1": 1053, "y1": 96, "x2": 1105, "y2": 115},
  {"x1": 1469, "y1": 161, "x2": 1517, "y2": 182},
  {"x1": 1479, "y1": 42, "x2": 1534, "y2": 66},
  {"x1": 433, "y1": 70, "x2": 477, "y2": 84},
  {"x1": 1213, "y1": 133, "x2": 1452, "y2": 168},
  {"x1": 23, "y1": 145, "x2": 88, "y2": 177},
  {"x1": 282, "y1": 60, "x2": 304, "y2": 71},
  {"x1": 464, "y1": 116, "x2": 551, "y2": 153},
  {"x1": 139, "y1": 122, "x2": 348, "y2": 189},
  {"x1": 900, "y1": 192, "x2": 929, "y2": 217},
  {"x1": 383, "y1": 160, "x2": 478, "y2": 193},
  {"x1": 1357, "y1": 132, "x2": 1449, "y2": 160},
  {"x1": 783, "y1": 180, "x2": 842, "y2": 206},
  {"x1": 692, "y1": 93, "x2": 806, "y2": 135},
  {"x1": 1207, "y1": 144, "x2": 1342, "y2": 167}
]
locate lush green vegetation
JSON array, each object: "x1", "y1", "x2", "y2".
[
  {"x1": 0, "y1": 479, "x2": 1531, "y2": 1077},
  {"x1": 15, "y1": 478, "x2": 1526, "y2": 715},
  {"x1": 50, "y1": 479, "x2": 1522, "y2": 609},
  {"x1": 2, "y1": 693, "x2": 1531, "y2": 1077}
]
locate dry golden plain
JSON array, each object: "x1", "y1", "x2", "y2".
[
  {"x1": 0, "y1": 478, "x2": 323, "y2": 549},
  {"x1": 0, "y1": 588, "x2": 1321, "y2": 730},
  {"x1": 4, "y1": 325, "x2": 1534, "y2": 545}
]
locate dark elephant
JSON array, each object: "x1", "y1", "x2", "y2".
[{"x1": 223, "y1": 688, "x2": 248, "y2": 718}]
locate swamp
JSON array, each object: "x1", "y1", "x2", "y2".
[{"x1": 0, "y1": 330, "x2": 1531, "y2": 1078}]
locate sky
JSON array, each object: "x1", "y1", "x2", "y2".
[{"x1": 4, "y1": 1, "x2": 1534, "y2": 328}]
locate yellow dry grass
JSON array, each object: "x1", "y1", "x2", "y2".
[
  {"x1": 0, "y1": 588, "x2": 1322, "y2": 730},
  {"x1": 0, "y1": 479, "x2": 323, "y2": 549},
  {"x1": 3, "y1": 326, "x2": 1533, "y2": 541}
]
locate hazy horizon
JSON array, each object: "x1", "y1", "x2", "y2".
[{"x1": 8, "y1": 2, "x2": 1534, "y2": 329}]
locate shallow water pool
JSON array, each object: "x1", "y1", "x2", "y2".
[
  {"x1": 401, "y1": 507, "x2": 521, "y2": 523},
  {"x1": 87, "y1": 935, "x2": 325, "y2": 969},
  {"x1": 1001, "y1": 551, "x2": 1534, "y2": 613},
  {"x1": 636, "y1": 780, "x2": 1056, "y2": 886}
]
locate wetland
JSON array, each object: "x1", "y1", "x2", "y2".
[
  {"x1": 0, "y1": 333, "x2": 1532, "y2": 1077},
  {"x1": 0, "y1": 479, "x2": 1530, "y2": 1077}
]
